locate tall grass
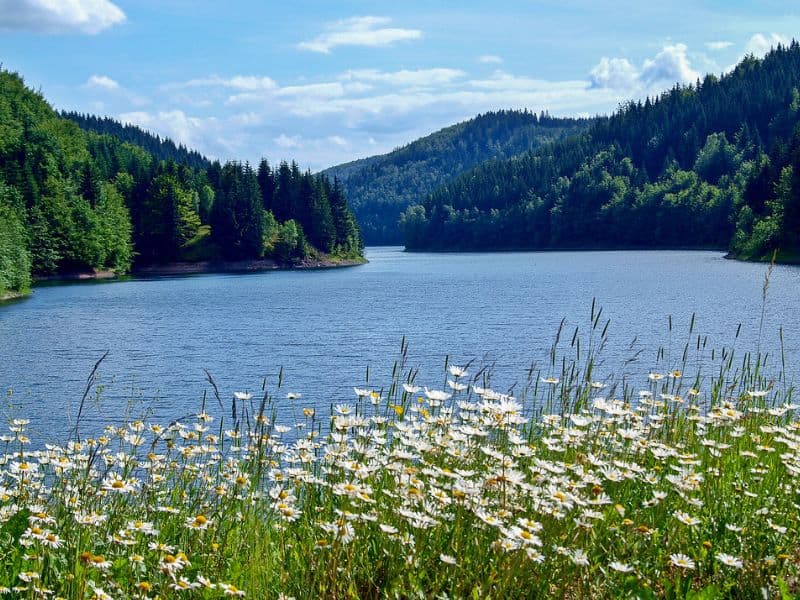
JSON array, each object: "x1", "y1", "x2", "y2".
[{"x1": 0, "y1": 313, "x2": 798, "y2": 599}]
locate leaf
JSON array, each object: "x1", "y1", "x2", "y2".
[
  {"x1": 777, "y1": 578, "x2": 794, "y2": 600},
  {"x1": 686, "y1": 584, "x2": 721, "y2": 600}
]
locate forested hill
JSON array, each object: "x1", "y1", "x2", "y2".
[
  {"x1": 323, "y1": 110, "x2": 591, "y2": 244},
  {"x1": 0, "y1": 70, "x2": 363, "y2": 298},
  {"x1": 62, "y1": 111, "x2": 210, "y2": 170},
  {"x1": 402, "y1": 43, "x2": 800, "y2": 262}
]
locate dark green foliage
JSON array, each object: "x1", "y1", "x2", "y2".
[
  {"x1": 324, "y1": 110, "x2": 591, "y2": 244},
  {"x1": 0, "y1": 182, "x2": 31, "y2": 295},
  {"x1": 255, "y1": 161, "x2": 363, "y2": 258},
  {"x1": 62, "y1": 112, "x2": 210, "y2": 170},
  {"x1": 210, "y1": 162, "x2": 265, "y2": 260},
  {"x1": 403, "y1": 42, "x2": 800, "y2": 260},
  {"x1": 0, "y1": 68, "x2": 364, "y2": 293}
]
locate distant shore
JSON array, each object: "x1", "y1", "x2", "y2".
[
  {"x1": 132, "y1": 256, "x2": 366, "y2": 277},
  {"x1": 28, "y1": 256, "x2": 366, "y2": 284}
]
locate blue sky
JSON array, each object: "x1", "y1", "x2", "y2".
[{"x1": 1, "y1": 1, "x2": 798, "y2": 170}]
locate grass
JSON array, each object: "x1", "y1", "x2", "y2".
[{"x1": 0, "y1": 311, "x2": 799, "y2": 599}]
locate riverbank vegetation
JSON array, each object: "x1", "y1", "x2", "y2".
[
  {"x1": 402, "y1": 43, "x2": 800, "y2": 262},
  {"x1": 0, "y1": 69, "x2": 363, "y2": 298},
  {"x1": 1, "y1": 315, "x2": 798, "y2": 598}
]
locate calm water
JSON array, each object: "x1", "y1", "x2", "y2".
[{"x1": 1, "y1": 248, "x2": 799, "y2": 442}]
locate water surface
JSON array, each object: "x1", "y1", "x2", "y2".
[{"x1": 1, "y1": 248, "x2": 798, "y2": 441}]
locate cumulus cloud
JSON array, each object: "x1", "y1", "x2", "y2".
[
  {"x1": 0, "y1": 0, "x2": 125, "y2": 34},
  {"x1": 118, "y1": 110, "x2": 214, "y2": 152},
  {"x1": 297, "y1": 16, "x2": 421, "y2": 53},
  {"x1": 590, "y1": 43, "x2": 699, "y2": 94},
  {"x1": 589, "y1": 58, "x2": 639, "y2": 90},
  {"x1": 85, "y1": 74, "x2": 119, "y2": 90},
  {"x1": 705, "y1": 41, "x2": 733, "y2": 51},
  {"x1": 113, "y1": 42, "x2": 722, "y2": 170},
  {"x1": 745, "y1": 33, "x2": 790, "y2": 57},
  {"x1": 641, "y1": 44, "x2": 699, "y2": 86}
]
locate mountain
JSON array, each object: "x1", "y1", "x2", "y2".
[
  {"x1": 62, "y1": 112, "x2": 210, "y2": 170},
  {"x1": 401, "y1": 43, "x2": 800, "y2": 262},
  {"x1": 0, "y1": 69, "x2": 363, "y2": 298},
  {"x1": 323, "y1": 110, "x2": 591, "y2": 244}
]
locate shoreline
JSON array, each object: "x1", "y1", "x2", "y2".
[
  {"x1": 30, "y1": 256, "x2": 366, "y2": 284},
  {"x1": 132, "y1": 256, "x2": 366, "y2": 277},
  {"x1": 0, "y1": 290, "x2": 29, "y2": 302}
]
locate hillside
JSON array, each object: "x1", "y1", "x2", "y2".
[
  {"x1": 324, "y1": 110, "x2": 591, "y2": 244},
  {"x1": 62, "y1": 111, "x2": 210, "y2": 170},
  {"x1": 0, "y1": 70, "x2": 363, "y2": 298},
  {"x1": 402, "y1": 43, "x2": 800, "y2": 261}
]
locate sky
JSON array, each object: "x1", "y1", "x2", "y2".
[{"x1": 0, "y1": 1, "x2": 798, "y2": 171}]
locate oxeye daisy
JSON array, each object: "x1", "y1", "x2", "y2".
[
  {"x1": 716, "y1": 553, "x2": 744, "y2": 569},
  {"x1": 670, "y1": 554, "x2": 695, "y2": 569}
]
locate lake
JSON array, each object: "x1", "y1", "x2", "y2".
[{"x1": 1, "y1": 247, "x2": 799, "y2": 442}]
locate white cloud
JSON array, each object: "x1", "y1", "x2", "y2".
[
  {"x1": 275, "y1": 82, "x2": 347, "y2": 99},
  {"x1": 117, "y1": 110, "x2": 214, "y2": 152},
  {"x1": 589, "y1": 43, "x2": 699, "y2": 94},
  {"x1": 85, "y1": 74, "x2": 119, "y2": 90},
  {"x1": 0, "y1": 0, "x2": 125, "y2": 34},
  {"x1": 478, "y1": 55, "x2": 503, "y2": 65},
  {"x1": 274, "y1": 134, "x2": 302, "y2": 149},
  {"x1": 589, "y1": 57, "x2": 639, "y2": 90},
  {"x1": 745, "y1": 33, "x2": 790, "y2": 57},
  {"x1": 342, "y1": 68, "x2": 465, "y2": 87},
  {"x1": 641, "y1": 43, "x2": 699, "y2": 86},
  {"x1": 111, "y1": 41, "x2": 730, "y2": 170},
  {"x1": 297, "y1": 16, "x2": 422, "y2": 53},
  {"x1": 705, "y1": 41, "x2": 733, "y2": 51},
  {"x1": 171, "y1": 75, "x2": 277, "y2": 91}
]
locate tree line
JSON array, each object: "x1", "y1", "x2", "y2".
[
  {"x1": 0, "y1": 69, "x2": 362, "y2": 297},
  {"x1": 324, "y1": 110, "x2": 590, "y2": 244},
  {"x1": 402, "y1": 42, "x2": 800, "y2": 262}
]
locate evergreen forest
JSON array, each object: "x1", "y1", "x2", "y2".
[
  {"x1": 0, "y1": 70, "x2": 363, "y2": 297},
  {"x1": 401, "y1": 43, "x2": 800, "y2": 261},
  {"x1": 324, "y1": 111, "x2": 590, "y2": 244}
]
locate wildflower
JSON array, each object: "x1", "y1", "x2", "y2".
[
  {"x1": 674, "y1": 511, "x2": 701, "y2": 526},
  {"x1": 541, "y1": 377, "x2": 559, "y2": 384},
  {"x1": 219, "y1": 583, "x2": 246, "y2": 597},
  {"x1": 172, "y1": 577, "x2": 201, "y2": 591},
  {"x1": 716, "y1": 553, "x2": 744, "y2": 569},
  {"x1": 439, "y1": 553, "x2": 457, "y2": 565},
  {"x1": 286, "y1": 392, "x2": 302, "y2": 400},
  {"x1": 101, "y1": 473, "x2": 137, "y2": 493},
  {"x1": 233, "y1": 391, "x2": 252, "y2": 401},
  {"x1": 424, "y1": 388, "x2": 451, "y2": 402},
  {"x1": 127, "y1": 520, "x2": 158, "y2": 535},
  {"x1": 670, "y1": 554, "x2": 695, "y2": 569},
  {"x1": 402, "y1": 383, "x2": 421, "y2": 393},
  {"x1": 609, "y1": 561, "x2": 634, "y2": 573},
  {"x1": 88, "y1": 555, "x2": 112, "y2": 570},
  {"x1": 160, "y1": 553, "x2": 189, "y2": 573},
  {"x1": 570, "y1": 549, "x2": 589, "y2": 566},
  {"x1": 186, "y1": 514, "x2": 212, "y2": 530},
  {"x1": 41, "y1": 531, "x2": 62, "y2": 548}
]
